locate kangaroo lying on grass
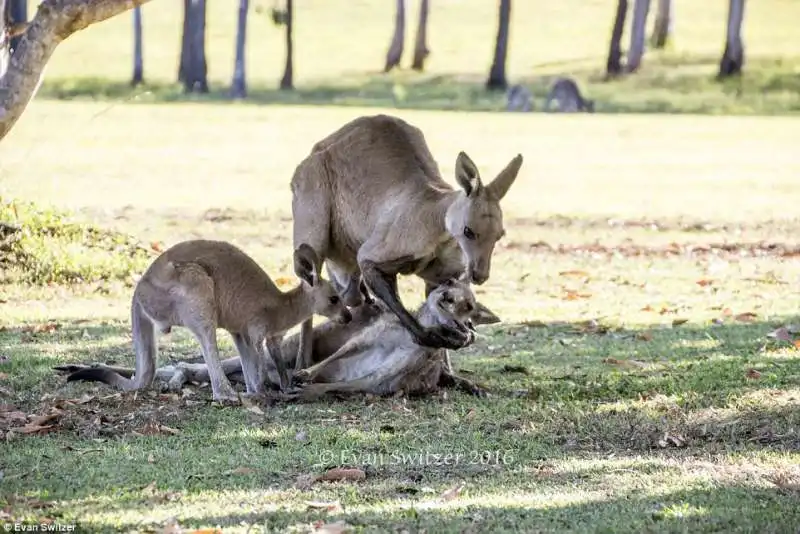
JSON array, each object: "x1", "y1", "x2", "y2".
[
  {"x1": 59, "y1": 281, "x2": 500, "y2": 398},
  {"x1": 291, "y1": 113, "x2": 523, "y2": 371},
  {"x1": 65, "y1": 239, "x2": 352, "y2": 403}
]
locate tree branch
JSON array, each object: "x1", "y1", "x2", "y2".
[{"x1": 0, "y1": 0, "x2": 153, "y2": 142}]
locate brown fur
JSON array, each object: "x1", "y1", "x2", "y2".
[
  {"x1": 66, "y1": 239, "x2": 351, "y2": 402},
  {"x1": 59, "y1": 283, "x2": 500, "y2": 398},
  {"x1": 544, "y1": 77, "x2": 595, "y2": 113},
  {"x1": 290, "y1": 114, "x2": 523, "y2": 366}
]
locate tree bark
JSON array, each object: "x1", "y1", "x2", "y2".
[
  {"x1": 718, "y1": 0, "x2": 745, "y2": 78},
  {"x1": 1, "y1": 0, "x2": 154, "y2": 143},
  {"x1": 7, "y1": 0, "x2": 27, "y2": 51},
  {"x1": 486, "y1": 0, "x2": 511, "y2": 91},
  {"x1": 626, "y1": 0, "x2": 650, "y2": 73},
  {"x1": 1, "y1": 0, "x2": 8, "y2": 80},
  {"x1": 131, "y1": 5, "x2": 143, "y2": 86},
  {"x1": 230, "y1": 0, "x2": 248, "y2": 98},
  {"x1": 278, "y1": 0, "x2": 292, "y2": 90},
  {"x1": 384, "y1": 0, "x2": 404, "y2": 72},
  {"x1": 650, "y1": 0, "x2": 671, "y2": 49},
  {"x1": 606, "y1": 0, "x2": 628, "y2": 77},
  {"x1": 179, "y1": 0, "x2": 207, "y2": 93},
  {"x1": 410, "y1": 0, "x2": 429, "y2": 71}
]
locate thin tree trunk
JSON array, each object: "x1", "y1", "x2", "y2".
[
  {"x1": 626, "y1": 0, "x2": 650, "y2": 73},
  {"x1": 606, "y1": 0, "x2": 628, "y2": 77},
  {"x1": 0, "y1": 0, "x2": 8, "y2": 80},
  {"x1": 1, "y1": 0, "x2": 155, "y2": 143},
  {"x1": 230, "y1": 0, "x2": 248, "y2": 98},
  {"x1": 384, "y1": 0, "x2": 404, "y2": 72},
  {"x1": 718, "y1": 0, "x2": 745, "y2": 78},
  {"x1": 7, "y1": 0, "x2": 26, "y2": 51},
  {"x1": 650, "y1": 0, "x2": 671, "y2": 49},
  {"x1": 486, "y1": 0, "x2": 511, "y2": 90},
  {"x1": 182, "y1": 0, "x2": 208, "y2": 93},
  {"x1": 177, "y1": 0, "x2": 189, "y2": 82},
  {"x1": 279, "y1": 0, "x2": 293, "y2": 90},
  {"x1": 131, "y1": 5, "x2": 143, "y2": 85},
  {"x1": 410, "y1": 0, "x2": 429, "y2": 71}
]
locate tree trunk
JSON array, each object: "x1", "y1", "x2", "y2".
[
  {"x1": 650, "y1": 0, "x2": 671, "y2": 49},
  {"x1": 384, "y1": 0, "x2": 404, "y2": 72},
  {"x1": 718, "y1": 0, "x2": 745, "y2": 78},
  {"x1": 181, "y1": 0, "x2": 207, "y2": 93},
  {"x1": 410, "y1": 0, "x2": 429, "y2": 71},
  {"x1": 626, "y1": 0, "x2": 650, "y2": 73},
  {"x1": 0, "y1": 0, "x2": 8, "y2": 80},
  {"x1": 177, "y1": 0, "x2": 188, "y2": 82},
  {"x1": 230, "y1": 0, "x2": 248, "y2": 98},
  {"x1": 486, "y1": 0, "x2": 511, "y2": 91},
  {"x1": 7, "y1": 0, "x2": 26, "y2": 51},
  {"x1": 279, "y1": 0, "x2": 292, "y2": 90},
  {"x1": 131, "y1": 5, "x2": 143, "y2": 85},
  {"x1": 606, "y1": 0, "x2": 628, "y2": 77},
  {"x1": 1, "y1": 0, "x2": 154, "y2": 143}
]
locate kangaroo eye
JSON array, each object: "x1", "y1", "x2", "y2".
[
  {"x1": 329, "y1": 295, "x2": 340, "y2": 305},
  {"x1": 463, "y1": 226, "x2": 476, "y2": 240}
]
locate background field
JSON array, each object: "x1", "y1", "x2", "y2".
[{"x1": 1, "y1": 0, "x2": 800, "y2": 532}]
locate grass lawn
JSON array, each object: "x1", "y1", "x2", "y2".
[{"x1": 1, "y1": 102, "x2": 800, "y2": 532}]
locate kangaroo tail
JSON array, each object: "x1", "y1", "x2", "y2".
[
  {"x1": 299, "y1": 377, "x2": 379, "y2": 400},
  {"x1": 69, "y1": 299, "x2": 157, "y2": 391}
]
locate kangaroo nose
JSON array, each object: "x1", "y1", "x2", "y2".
[{"x1": 471, "y1": 271, "x2": 489, "y2": 285}]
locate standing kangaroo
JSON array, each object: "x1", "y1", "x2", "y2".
[
  {"x1": 60, "y1": 281, "x2": 501, "y2": 398},
  {"x1": 506, "y1": 84, "x2": 534, "y2": 112},
  {"x1": 290, "y1": 114, "x2": 523, "y2": 369},
  {"x1": 543, "y1": 77, "x2": 595, "y2": 113},
  {"x1": 66, "y1": 240, "x2": 351, "y2": 402}
]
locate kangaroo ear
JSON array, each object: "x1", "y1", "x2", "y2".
[
  {"x1": 472, "y1": 301, "x2": 501, "y2": 325},
  {"x1": 455, "y1": 151, "x2": 482, "y2": 197},
  {"x1": 293, "y1": 244, "x2": 319, "y2": 286},
  {"x1": 486, "y1": 154, "x2": 523, "y2": 201}
]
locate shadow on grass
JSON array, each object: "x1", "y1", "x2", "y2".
[{"x1": 34, "y1": 54, "x2": 800, "y2": 115}]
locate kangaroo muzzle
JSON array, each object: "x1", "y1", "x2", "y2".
[{"x1": 337, "y1": 309, "x2": 353, "y2": 324}]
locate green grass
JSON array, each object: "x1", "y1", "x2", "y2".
[
  {"x1": 25, "y1": 0, "x2": 800, "y2": 115},
  {"x1": 1, "y1": 101, "x2": 800, "y2": 532}
]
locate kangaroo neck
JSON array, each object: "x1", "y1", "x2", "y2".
[{"x1": 272, "y1": 285, "x2": 314, "y2": 332}]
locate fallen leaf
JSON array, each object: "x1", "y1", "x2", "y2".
[
  {"x1": 239, "y1": 395, "x2": 264, "y2": 415},
  {"x1": 0, "y1": 373, "x2": 7, "y2": 380},
  {"x1": 159, "y1": 425, "x2": 180, "y2": 435},
  {"x1": 150, "y1": 241, "x2": 164, "y2": 253},
  {"x1": 305, "y1": 500, "x2": 343, "y2": 512},
  {"x1": 672, "y1": 318, "x2": 689, "y2": 327},
  {"x1": 558, "y1": 270, "x2": 589, "y2": 278},
  {"x1": 318, "y1": 468, "x2": 366, "y2": 483},
  {"x1": 722, "y1": 308, "x2": 733, "y2": 316},
  {"x1": 794, "y1": 340, "x2": 800, "y2": 350},
  {"x1": 636, "y1": 331, "x2": 654, "y2": 342},
  {"x1": 315, "y1": 521, "x2": 351, "y2": 534},
  {"x1": 562, "y1": 290, "x2": 592, "y2": 301},
  {"x1": 148, "y1": 454, "x2": 155, "y2": 464},
  {"x1": 746, "y1": 369, "x2": 762, "y2": 379},
  {"x1": 275, "y1": 276, "x2": 294, "y2": 287},
  {"x1": 657, "y1": 433, "x2": 687, "y2": 448},
  {"x1": 225, "y1": 467, "x2": 256, "y2": 476},
  {"x1": 439, "y1": 483, "x2": 465, "y2": 501},
  {"x1": 641, "y1": 305, "x2": 654, "y2": 312},
  {"x1": 72, "y1": 394, "x2": 96, "y2": 405},
  {"x1": 464, "y1": 409, "x2": 476, "y2": 421},
  {"x1": 602, "y1": 358, "x2": 647, "y2": 369},
  {"x1": 734, "y1": 312, "x2": 758, "y2": 323},
  {"x1": 696, "y1": 279, "x2": 714, "y2": 287}
]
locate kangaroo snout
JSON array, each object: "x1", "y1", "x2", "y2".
[{"x1": 337, "y1": 309, "x2": 353, "y2": 324}]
